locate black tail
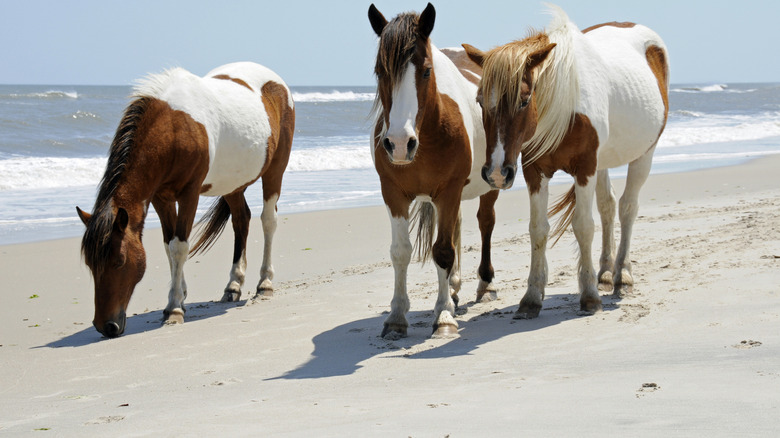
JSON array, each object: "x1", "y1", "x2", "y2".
[{"x1": 189, "y1": 197, "x2": 231, "y2": 256}]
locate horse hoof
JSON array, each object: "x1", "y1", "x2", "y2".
[
  {"x1": 513, "y1": 302, "x2": 542, "y2": 319},
  {"x1": 163, "y1": 309, "x2": 185, "y2": 325},
  {"x1": 579, "y1": 297, "x2": 603, "y2": 314},
  {"x1": 598, "y1": 270, "x2": 614, "y2": 285},
  {"x1": 220, "y1": 290, "x2": 242, "y2": 303},
  {"x1": 255, "y1": 287, "x2": 274, "y2": 298},
  {"x1": 613, "y1": 283, "x2": 633, "y2": 298},
  {"x1": 381, "y1": 324, "x2": 407, "y2": 340},
  {"x1": 477, "y1": 289, "x2": 498, "y2": 303},
  {"x1": 431, "y1": 323, "x2": 459, "y2": 338}
]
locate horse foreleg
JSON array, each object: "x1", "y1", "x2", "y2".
[
  {"x1": 595, "y1": 169, "x2": 616, "y2": 286},
  {"x1": 163, "y1": 191, "x2": 199, "y2": 324},
  {"x1": 164, "y1": 237, "x2": 190, "y2": 324},
  {"x1": 382, "y1": 212, "x2": 412, "y2": 339},
  {"x1": 476, "y1": 190, "x2": 499, "y2": 302},
  {"x1": 152, "y1": 197, "x2": 187, "y2": 324},
  {"x1": 572, "y1": 178, "x2": 602, "y2": 314},
  {"x1": 256, "y1": 193, "x2": 279, "y2": 297},
  {"x1": 222, "y1": 193, "x2": 251, "y2": 302},
  {"x1": 431, "y1": 195, "x2": 461, "y2": 338},
  {"x1": 614, "y1": 146, "x2": 655, "y2": 296},
  {"x1": 515, "y1": 177, "x2": 550, "y2": 319}
]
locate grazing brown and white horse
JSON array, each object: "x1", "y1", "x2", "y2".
[
  {"x1": 77, "y1": 62, "x2": 295, "y2": 338},
  {"x1": 463, "y1": 5, "x2": 669, "y2": 318},
  {"x1": 368, "y1": 3, "x2": 500, "y2": 338}
]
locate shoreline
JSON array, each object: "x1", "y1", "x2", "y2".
[
  {"x1": 1, "y1": 154, "x2": 779, "y2": 435},
  {"x1": 2, "y1": 151, "x2": 779, "y2": 248}
]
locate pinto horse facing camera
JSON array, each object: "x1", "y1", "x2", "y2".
[
  {"x1": 368, "y1": 3, "x2": 501, "y2": 339},
  {"x1": 77, "y1": 62, "x2": 294, "y2": 338},
  {"x1": 463, "y1": 5, "x2": 669, "y2": 318}
]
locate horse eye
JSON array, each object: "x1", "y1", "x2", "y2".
[
  {"x1": 423, "y1": 67, "x2": 431, "y2": 79},
  {"x1": 520, "y1": 98, "x2": 530, "y2": 109}
]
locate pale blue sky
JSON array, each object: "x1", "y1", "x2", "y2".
[{"x1": 2, "y1": 0, "x2": 778, "y2": 86}]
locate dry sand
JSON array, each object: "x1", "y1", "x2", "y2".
[{"x1": 1, "y1": 156, "x2": 779, "y2": 436}]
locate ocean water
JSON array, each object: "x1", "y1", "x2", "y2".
[{"x1": 0, "y1": 82, "x2": 778, "y2": 245}]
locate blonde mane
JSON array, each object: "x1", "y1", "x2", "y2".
[{"x1": 481, "y1": 5, "x2": 580, "y2": 164}]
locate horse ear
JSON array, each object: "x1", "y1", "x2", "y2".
[
  {"x1": 527, "y1": 43, "x2": 557, "y2": 72},
  {"x1": 462, "y1": 44, "x2": 485, "y2": 67},
  {"x1": 114, "y1": 208, "x2": 129, "y2": 233},
  {"x1": 76, "y1": 207, "x2": 91, "y2": 227},
  {"x1": 368, "y1": 4, "x2": 388, "y2": 36},
  {"x1": 418, "y1": 3, "x2": 435, "y2": 38}
]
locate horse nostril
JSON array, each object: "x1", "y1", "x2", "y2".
[
  {"x1": 103, "y1": 321, "x2": 122, "y2": 338},
  {"x1": 407, "y1": 137, "x2": 418, "y2": 152},
  {"x1": 383, "y1": 137, "x2": 394, "y2": 153},
  {"x1": 504, "y1": 165, "x2": 516, "y2": 183},
  {"x1": 481, "y1": 165, "x2": 490, "y2": 183}
]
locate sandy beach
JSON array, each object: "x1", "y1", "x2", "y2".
[{"x1": 1, "y1": 155, "x2": 779, "y2": 436}]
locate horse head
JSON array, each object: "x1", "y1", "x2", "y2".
[
  {"x1": 463, "y1": 41, "x2": 556, "y2": 189},
  {"x1": 369, "y1": 3, "x2": 437, "y2": 165},
  {"x1": 77, "y1": 205, "x2": 146, "y2": 338}
]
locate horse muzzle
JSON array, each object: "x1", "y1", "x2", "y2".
[
  {"x1": 94, "y1": 311, "x2": 127, "y2": 338},
  {"x1": 382, "y1": 136, "x2": 418, "y2": 165},
  {"x1": 481, "y1": 163, "x2": 517, "y2": 190}
]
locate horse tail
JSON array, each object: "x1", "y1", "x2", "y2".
[
  {"x1": 410, "y1": 201, "x2": 462, "y2": 270},
  {"x1": 411, "y1": 200, "x2": 436, "y2": 264},
  {"x1": 548, "y1": 185, "x2": 576, "y2": 247},
  {"x1": 189, "y1": 197, "x2": 231, "y2": 256}
]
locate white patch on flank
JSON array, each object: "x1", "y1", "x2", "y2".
[{"x1": 133, "y1": 62, "x2": 292, "y2": 197}]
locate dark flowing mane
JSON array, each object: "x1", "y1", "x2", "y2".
[
  {"x1": 374, "y1": 12, "x2": 420, "y2": 88},
  {"x1": 371, "y1": 11, "x2": 423, "y2": 131},
  {"x1": 81, "y1": 97, "x2": 149, "y2": 275}
]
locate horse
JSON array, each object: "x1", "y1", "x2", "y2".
[
  {"x1": 76, "y1": 62, "x2": 295, "y2": 338},
  {"x1": 368, "y1": 3, "x2": 501, "y2": 339},
  {"x1": 462, "y1": 5, "x2": 669, "y2": 318}
]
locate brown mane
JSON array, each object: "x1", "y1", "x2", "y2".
[{"x1": 81, "y1": 97, "x2": 149, "y2": 276}]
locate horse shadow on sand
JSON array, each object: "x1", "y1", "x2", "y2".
[
  {"x1": 268, "y1": 292, "x2": 620, "y2": 380},
  {"x1": 39, "y1": 299, "x2": 242, "y2": 348}
]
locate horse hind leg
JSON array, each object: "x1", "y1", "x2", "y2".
[
  {"x1": 614, "y1": 146, "x2": 655, "y2": 296},
  {"x1": 255, "y1": 192, "x2": 279, "y2": 298},
  {"x1": 476, "y1": 190, "x2": 499, "y2": 302},
  {"x1": 222, "y1": 192, "x2": 251, "y2": 302},
  {"x1": 595, "y1": 169, "x2": 616, "y2": 287},
  {"x1": 448, "y1": 208, "x2": 462, "y2": 307}
]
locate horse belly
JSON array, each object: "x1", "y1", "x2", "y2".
[{"x1": 201, "y1": 132, "x2": 268, "y2": 196}]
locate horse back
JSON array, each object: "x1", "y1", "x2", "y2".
[
  {"x1": 578, "y1": 24, "x2": 669, "y2": 169},
  {"x1": 201, "y1": 63, "x2": 294, "y2": 195}
]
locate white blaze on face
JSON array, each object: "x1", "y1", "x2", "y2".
[
  {"x1": 385, "y1": 64, "x2": 418, "y2": 162},
  {"x1": 487, "y1": 137, "x2": 507, "y2": 186}
]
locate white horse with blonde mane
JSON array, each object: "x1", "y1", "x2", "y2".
[{"x1": 463, "y1": 5, "x2": 669, "y2": 317}]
